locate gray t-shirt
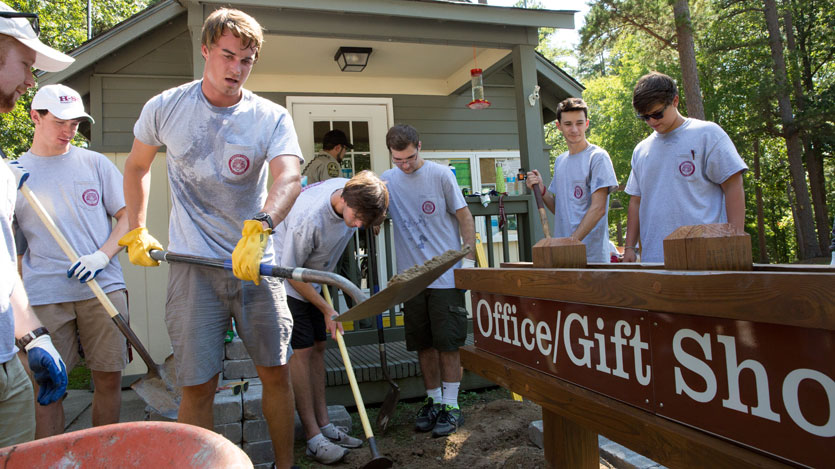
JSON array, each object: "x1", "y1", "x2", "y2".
[
  {"x1": 14, "y1": 146, "x2": 126, "y2": 305},
  {"x1": 133, "y1": 80, "x2": 304, "y2": 260},
  {"x1": 302, "y1": 153, "x2": 341, "y2": 184},
  {"x1": 0, "y1": 163, "x2": 17, "y2": 362},
  {"x1": 547, "y1": 144, "x2": 618, "y2": 262},
  {"x1": 625, "y1": 118, "x2": 748, "y2": 262},
  {"x1": 381, "y1": 160, "x2": 467, "y2": 289},
  {"x1": 273, "y1": 178, "x2": 354, "y2": 301}
]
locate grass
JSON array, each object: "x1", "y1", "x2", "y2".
[{"x1": 67, "y1": 361, "x2": 92, "y2": 390}]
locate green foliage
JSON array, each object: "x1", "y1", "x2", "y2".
[{"x1": 0, "y1": 0, "x2": 154, "y2": 157}]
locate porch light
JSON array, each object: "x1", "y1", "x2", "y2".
[{"x1": 334, "y1": 47, "x2": 372, "y2": 72}]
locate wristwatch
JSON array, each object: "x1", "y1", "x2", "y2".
[
  {"x1": 16, "y1": 326, "x2": 49, "y2": 350},
  {"x1": 252, "y1": 211, "x2": 274, "y2": 230}
]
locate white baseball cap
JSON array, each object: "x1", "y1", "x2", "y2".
[
  {"x1": 32, "y1": 84, "x2": 94, "y2": 123},
  {"x1": 0, "y1": 2, "x2": 73, "y2": 72}
]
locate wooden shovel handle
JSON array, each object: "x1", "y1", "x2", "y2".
[{"x1": 532, "y1": 183, "x2": 551, "y2": 239}]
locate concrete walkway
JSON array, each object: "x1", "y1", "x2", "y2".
[{"x1": 63, "y1": 389, "x2": 148, "y2": 433}]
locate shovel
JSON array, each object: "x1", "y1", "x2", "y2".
[
  {"x1": 364, "y1": 228, "x2": 400, "y2": 432},
  {"x1": 323, "y1": 287, "x2": 393, "y2": 469},
  {"x1": 9, "y1": 174, "x2": 180, "y2": 419},
  {"x1": 148, "y1": 245, "x2": 471, "y2": 322}
]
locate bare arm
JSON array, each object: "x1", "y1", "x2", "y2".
[
  {"x1": 525, "y1": 169, "x2": 555, "y2": 213},
  {"x1": 123, "y1": 139, "x2": 160, "y2": 230},
  {"x1": 720, "y1": 171, "x2": 745, "y2": 234},
  {"x1": 455, "y1": 206, "x2": 476, "y2": 260},
  {"x1": 287, "y1": 279, "x2": 342, "y2": 339},
  {"x1": 99, "y1": 207, "x2": 130, "y2": 259},
  {"x1": 570, "y1": 187, "x2": 608, "y2": 241},
  {"x1": 623, "y1": 195, "x2": 641, "y2": 263},
  {"x1": 260, "y1": 156, "x2": 302, "y2": 228},
  {"x1": 12, "y1": 274, "x2": 43, "y2": 338}
]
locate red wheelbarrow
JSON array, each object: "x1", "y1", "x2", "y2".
[{"x1": 0, "y1": 421, "x2": 252, "y2": 468}]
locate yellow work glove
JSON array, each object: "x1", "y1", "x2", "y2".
[
  {"x1": 118, "y1": 227, "x2": 163, "y2": 267},
  {"x1": 232, "y1": 220, "x2": 270, "y2": 285}
]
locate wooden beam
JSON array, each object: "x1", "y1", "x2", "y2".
[
  {"x1": 460, "y1": 346, "x2": 790, "y2": 469},
  {"x1": 454, "y1": 267, "x2": 835, "y2": 331}
]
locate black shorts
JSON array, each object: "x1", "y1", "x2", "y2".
[
  {"x1": 287, "y1": 296, "x2": 327, "y2": 349},
  {"x1": 403, "y1": 288, "x2": 468, "y2": 352}
]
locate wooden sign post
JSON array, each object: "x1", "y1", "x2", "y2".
[
  {"x1": 663, "y1": 223, "x2": 752, "y2": 271},
  {"x1": 530, "y1": 182, "x2": 586, "y2": 268}
]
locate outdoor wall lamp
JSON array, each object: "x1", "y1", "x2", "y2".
[{"x1": 334, "y1": 47, "x2": 372, "y2": 72}]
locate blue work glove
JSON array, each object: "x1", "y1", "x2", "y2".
[
  {"x1": 67, "y1": 250, "x2": 110, "y2": 283},
  {"x1": 7, "y1": 160, "x2": 29, "y2": 189},
  {"x1": 25, "y1": 335, "x2": 68, "y2": 405}
]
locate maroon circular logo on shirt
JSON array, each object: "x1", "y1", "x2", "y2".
[
  {"x1": 422, "y1": 201, "x2": 436, "y2": 214},
  {"x1": 679, "y1": 161, "x2": 696, "y2": 177},
  {"x1": 229, "y1": 154, "x2": 250, "y2": 175},
  {"x1": 82, "y1": 189, "x2": 99, "y2": 206},
  {"x1": 573, "y1": 186, "x2": 584, "y2": 199}
]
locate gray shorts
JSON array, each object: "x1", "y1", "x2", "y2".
[{"x1": 166, "y1": 263, "x2": 293, "y2": 386}]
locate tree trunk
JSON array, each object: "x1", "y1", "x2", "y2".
[
  {"x1": 763, "y1": 0, "x2": 820, "y2": 259},
  {"x1": 753, "y1": 140, "x2": 769, "y2": 263},
  {"x1": 672, "y1": 0, "x2": 705, "y2": 119},
  {"x1": 783, "y1": 7, "x2": 830, "y2": 253}
]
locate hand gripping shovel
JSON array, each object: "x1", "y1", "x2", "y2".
[
  {"x1": 323, "y1": 287, "x2": 393, "y2": 469},
  {"x1": 148, "y1": 245, "x2": 472, "y2": 323},
  {"x1": 7, "y1": 167, "x2": 180, "y2": 419},
  {"x1": 364, "y1": 228, "x2": 400, "y2": 432}
]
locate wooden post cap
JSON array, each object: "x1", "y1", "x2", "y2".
[
  {"x1": 532, "y1": 237, "x2": 587, "y2": 268},
  {"x1": 663, "y1": 223, "x2": 752, "y2": 271}
]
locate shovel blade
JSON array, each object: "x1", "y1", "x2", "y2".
[
  {"x1": 131, "y1": 354, "x2": 181, "y2": 420},
  {"x1": 375, "y1": 385, "x2": 400, "y2": 432}
]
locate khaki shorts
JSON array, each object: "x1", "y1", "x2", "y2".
[
  {"x1": 32, "y1": 290, "x2": 129, "y2": 372},
  {"x1": 403, "y1": 288, "x2": 468, "y2": 352},
  {"x1": 166, "y1": 263, "x2": 293, "y2": 387},
  {"x1": 0, "y1": 355, "x2": 35, "y2": 447}
]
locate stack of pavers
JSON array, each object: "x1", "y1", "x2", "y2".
[{"x1": 148, "y1": 336, "x2": 352, "y2": 468}]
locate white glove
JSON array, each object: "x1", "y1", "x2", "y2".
[
  {"x1": 25, "y1": 334, "x2": 68, "y2": 405},
  {"x1": 67, "y1": 250, "x2": 110, "y2": 283},
  {"x1": 461, "y1": 258, "x2": 476, "y2": 268},
  {"x1": 7, "y1": 160, "x2": 29, "y2": 189}
]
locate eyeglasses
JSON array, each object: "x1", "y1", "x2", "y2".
[
  {"x1": 217, "y1": 380, "x2": 249, "y2": 395},
  {"x1": 392, "y1": 151, "x2": 417, "y2": 166},
  {"x1": 0, "y1": 12, "x2": 40, "y2": 37},
  {"x1": 637, "y1": 104, "x2": 669, "y2": 121}
]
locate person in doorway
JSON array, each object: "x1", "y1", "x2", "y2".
[
  {"x1": 0, "y1": 2, "x2": 71, "y2": 446},
  {"x1": 623, "y1": 71, "x2": 747, "y2": 263},
  {"x1": 14, "y1": 84, "x2": 129, "y2": 438},
  {"x1": 525, "y1": 97, "x2": 618, "y2": 262},
  {"x1": 276, "y1": 171, "x2": 388, "y2": 464},
  {"x1": 119, "y1": 8, "x2": 303, "y2": 469},
  {"x1": 302, "y1": 129, "x2": 363, "y2": 314},
  {"x1": 380, "y1": 124, "x2": 476, "y2": 437}
]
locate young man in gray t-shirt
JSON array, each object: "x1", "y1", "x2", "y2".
[
  {"x1": 624, "y1": 72, "x2": 747, "y2": 263},
  {"x1": 380, "y1": 124, "x2": 476, "y2": 438},
  {"x1": 14, "y1": 84, "x2": 129, "y2": 438},
  {"x1": 525, "y1": 97, "x2": 618, "y2": 262}
]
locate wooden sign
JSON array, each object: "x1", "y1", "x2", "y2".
[{"x1": 472, "y1": 291, "x2": 833, "y2": 468}]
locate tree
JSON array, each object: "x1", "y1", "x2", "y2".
[{"x1": 672, "y1": 0, "x2": 705, "y2": 119}]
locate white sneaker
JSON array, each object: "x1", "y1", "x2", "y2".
[
  {"x1": 324, "y1": 426, "x2": 363, "y2": 448},
  {"x1": 306, "y1": 438, "x2": 348, "y2": 464}
]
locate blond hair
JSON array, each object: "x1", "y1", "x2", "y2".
[{"x1": 201, "y1": 8, "x2": 264, "y2": 61}]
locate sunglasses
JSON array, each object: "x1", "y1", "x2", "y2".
[
  {"x1": 216, "y1": 380, "x2": 250, "y2": 395},
  {"x1": 0, "y1": 11, "x2": 40, "y2": 37},
  {"x1": 637, "y1": 104, "x2": 669, "y2": 121}
]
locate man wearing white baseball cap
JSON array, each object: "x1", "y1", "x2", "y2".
[
  {"x1": 0, "y1": 3, "x2": 72, "y2": 446},
  {"x1": 14, "y1": 84, "x2": 129, "y2": 438}
]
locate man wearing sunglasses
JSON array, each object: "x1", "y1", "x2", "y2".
[
  {"x1": 623, "y1": 71, "x2": 747, "y2": 263},
  {"x1": 0, "y1": 2, "x2": 73, "y2": 446}
]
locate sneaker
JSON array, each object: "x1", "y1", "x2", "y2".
[
  {"x1": 432, "y1": 405, "x2": 463, "y2": 437},
  {"x1": 324, "y1": 426, "x2": 363, "y2": 448},
  {"x1": 306, "y1": 438, "x2": 348, "y2": 464},
  {"x1": 415, "y1": 397, "x2": 442, "y2": 432}
]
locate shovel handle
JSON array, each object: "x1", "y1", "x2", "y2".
[
  {"x1": 532, "y1": 183, "x2": 551, "y2": 239},
  {"x1": 148, "y1": 250, "x2": 368, "y2": 306},
  {"x1": 13, "y1": 180, "x2": 159, "y2": 373}
]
